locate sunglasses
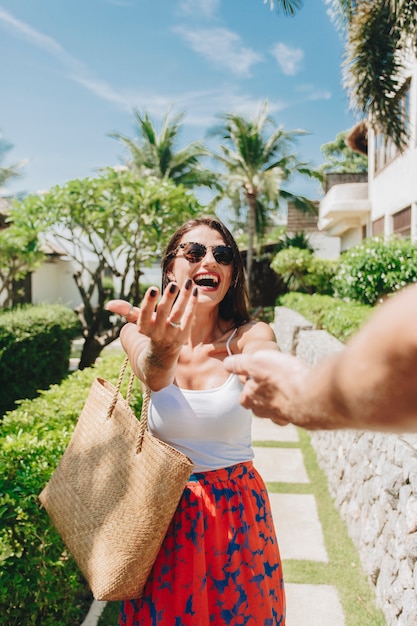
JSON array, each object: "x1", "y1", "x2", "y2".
[{"x1": 176, "y1": 242, "x2": 234, "y2": 265}]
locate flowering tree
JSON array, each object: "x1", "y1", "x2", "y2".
[{"x1": 11, "y1": 168, "x2": 202, "y2": 367}]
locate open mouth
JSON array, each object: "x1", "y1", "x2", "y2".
[{"x1": 193, "y1": 273, "x2": 220, "y2": 289}]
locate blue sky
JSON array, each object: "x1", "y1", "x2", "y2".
[{"x1": 1, "y1": 0, "x2": 356, "y2": 202}]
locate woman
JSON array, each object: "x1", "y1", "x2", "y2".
[{"x1": 107, "y1": 217, "x2": 286, "y2": 625}]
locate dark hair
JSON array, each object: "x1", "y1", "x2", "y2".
[{"x1": 161, "y1": 216, "x2": 250, "y2": 326}]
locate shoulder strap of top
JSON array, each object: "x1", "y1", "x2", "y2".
[{"x1": 226, "y1": 328, "x2": 238, "y2": 356}]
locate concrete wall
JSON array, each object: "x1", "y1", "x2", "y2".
[
  {"x1": 273, "y1": 306, "x2": 417, "y2": 625},
  {"x1": 308, "y1": 231, "x2": 341, "y2": 261},
  {"x1": 287, "y1": 201, "x2": 341, "y2": 260},
  {"x1": 32, "y1": 259, "x2": 163, "y2": 309},
  {"x1": 340, "y1": 227, "x2": 363, "y2": 253},
  {"x1": 31, "y1": 258, "x2": 81, "y2": 308}
]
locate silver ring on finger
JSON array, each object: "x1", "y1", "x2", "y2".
[
  {"x1": 168, "y1": 320, "x2": 182, "y2": 329},
  {"x1": 124, "y1": 303, "x2": 135, "y2": 321}
]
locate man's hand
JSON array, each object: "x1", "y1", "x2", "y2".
[{"x1": 224, "y1": 351, "x2": 311, "y2": 426}]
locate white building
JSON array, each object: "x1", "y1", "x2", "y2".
[
  {"x1": 287, "y1": 201, "x2": 341, "y2": 260},
  {"x1": 319, "y1": 56, "x2": 417, "y2": 251}
]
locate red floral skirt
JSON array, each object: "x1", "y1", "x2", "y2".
[{"x1": 118, "y1": 461, "x2": 286, "y2": 625}]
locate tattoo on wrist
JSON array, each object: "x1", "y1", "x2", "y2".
[{"x1": 147, "y1": 352, "x2": 166, "y2": 369}]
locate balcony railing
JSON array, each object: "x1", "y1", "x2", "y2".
[{"x1": 319, "y1": 182, "x2": 371, "y2": 235}]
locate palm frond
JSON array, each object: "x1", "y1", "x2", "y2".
[
  {"x1": 327, "y1": 0, "x2": 417, "y2": 150},
  {"x1": 0, "y1": 165, "x2": 23, "y2": 187},
  {"x1": 133, "y1": 109, "x2": 157, "y2": 146},
  {"x1": 325, "y1": 0, "x2": 357, "y2": 30},
  {"x1": 343, "y1": 1, "x2": 406, "y2": 148},
  {"x1": 108, "y1": 107, "x2": 210, "y2": 188},
  {"x1": 280, "y1": 190, "x2": 318, "y2": 215},
  {"x1": 264, "y1": 0, "x2": 304, "y2": 17}
]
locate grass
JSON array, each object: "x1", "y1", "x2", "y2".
[
  {"x1": 98, "y1": 426, "x2": 386, "y2": 626},
  {"x1": 282, "y1": 428, "x2": 386, "y2": 626},
  {"x1": 98, "y1": 601, "x2": 119, "y2": 625}
]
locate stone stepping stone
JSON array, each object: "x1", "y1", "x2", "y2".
[
  {"x1": 253, "y1": 447, "x2": 309, "y2": 484},
  {"x1": 252, "y1": 416, "x2": 299, "y2": 442},
  {"x1": 269, "y1": 493, "x2": 328, "y2": 562},
  {"x1": 285, "y1": 583, "x2": 346, "y2": 625}
]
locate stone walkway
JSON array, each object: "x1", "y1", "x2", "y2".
[{"x1": 252, "y1": 416, "x2": 346, "y2": 626}]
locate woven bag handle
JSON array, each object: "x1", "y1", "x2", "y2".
[
  {"x1": 106, "y1": 355, "x2": 135, "y2": 420},
  {"x1": 106, "y1": 355, "x2": 151, "y2": 454},
  {"x1": 136, "y1": 385, "x2": 151, "y2": 453}
]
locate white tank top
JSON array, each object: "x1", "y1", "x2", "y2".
[{"x1": 148, "y1": 329, "x2": 254, "y2": 472}]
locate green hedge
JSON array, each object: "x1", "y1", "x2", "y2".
[
  {"x1": 276, "y1": 292, "x2": 373, "y2": 342},
  {"x1": 0, "y1": 304, "x2": 81, "y2": 416},
  {"x1": 0, "y1": 350, "x2": 142, "y2": 625},
  {"x1": 332, "y1": 236, "x2": 417, "y2": 305},
  {"x1": 270, "y1": 247, "x2": 338, "y2": 296}
]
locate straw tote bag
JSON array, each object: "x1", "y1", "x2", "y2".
[{"x1": 39, "y1": 356, "x2": 193, "y2": 601}]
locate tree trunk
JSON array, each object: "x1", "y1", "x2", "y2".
[
  {"x1": 75, "y1": 303, "x2": 122, "y2": 369},
  {"x1": 246, "y1": 198, "x2": 257, "y2": 304},
  {"x1": 78, "y1": 336, "x2": 107, "y2": 370},
  {"x1": 78, "y1": 328, "x2": 120, "y2": 369}
]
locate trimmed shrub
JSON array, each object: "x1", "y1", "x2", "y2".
[
  {"x1": 271, "y1": 248, "x2": 338, "y2": 296},
  {"x1": 332, "y1": 236, "x2": 417, "y2": 305},
  {"x1": 305, "y1": 257, "x2": 339, "y2": 296},
  {"x1": 0, "y1": 304, "x2": 81, "y2": 415},
  {"x1": 0, "y1": 350, "x2": 142, "y2": 625},
  {"x1": 277, "y1": 292, "x2": 373, "y2": 342}
]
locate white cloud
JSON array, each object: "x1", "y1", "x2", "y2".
[
  {"x1": 271, "y1": 42, "x2": 303, "y2": 76},
  {"x1": 70, "y1": 75, "x2": 133, "y2": 111},
  {"x1": 0, "y1": 6, "x2": 289, "y2": 133},
  {"x1": 104, "y1": 0, "x2": 133, "y2": 6},
  {"x1": 173, "y1": 26, "x2": 263, "y2": 77},
  {"x1": 178, "y1": 0, "x2": 219, "y2": 19},
  {"x1": 0, "y1": 7, "x2": 83, "y2": 71},
  {"x1": 296, "y1": 84, "x2": 332, "y2": 101},
  {"x1": 306, "y1": 88, "x2": 332, "y2": 101},
  {"x1": 177, "y1": 89, "x2": 289, "y2": 127},
  {"x1": 0, "y1": 7, "x2": 131, "y2": 109},
  {"x1": 0, "y1": 6, "x2": 264, "y2": 116}
]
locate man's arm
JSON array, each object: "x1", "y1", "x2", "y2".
[{"x1": 224, "y1": 284, "x2": 417, "y2": 432}]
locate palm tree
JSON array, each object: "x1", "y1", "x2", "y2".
[
  {"x1": 0, "y1": 132, "x2": 24, "y2": 190},
  {"x1": 263, "y1": 0, "x2": 304, "y2": 15},
  {"x1": 266, "y1": 1, "x2": 417, "y2": 148},
  {"x1": 108, "y1": 108, "x2": 216, "y2": 190},
  {"x1": 208, "y1": 101, "x2": 319, "y2": 300},
  {"x1": 327, "y1": 0, "x2": 417, "y2": 150}
]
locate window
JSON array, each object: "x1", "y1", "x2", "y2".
[
  {"x1": 374, "y1": 78, "x2": 411, "y2": 173},
  {"x1": 393, "y1": 206, "x2": 411, "y2": 237},
  {"x1": 372, "y1": 216, "x2": 385, "y2": 236}
]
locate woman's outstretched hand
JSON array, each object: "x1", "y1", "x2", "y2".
[
  {"x1": 107, "y1": 282, "x2": 199, "y2": 390},
  {"x1": 106, "y1": 280, "x2": 199, "y2": 344}
]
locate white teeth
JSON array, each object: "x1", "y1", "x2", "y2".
[
  {"x1": 195, "y1": 274, "x2": 218, "y2": 283},
  {"x1": 194, "y1": 273, "x2": 219, "y2": 287}
]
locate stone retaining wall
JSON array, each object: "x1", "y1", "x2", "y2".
[{"x1": 273, "y1": 306, "x2": 417, "y2": 625}]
